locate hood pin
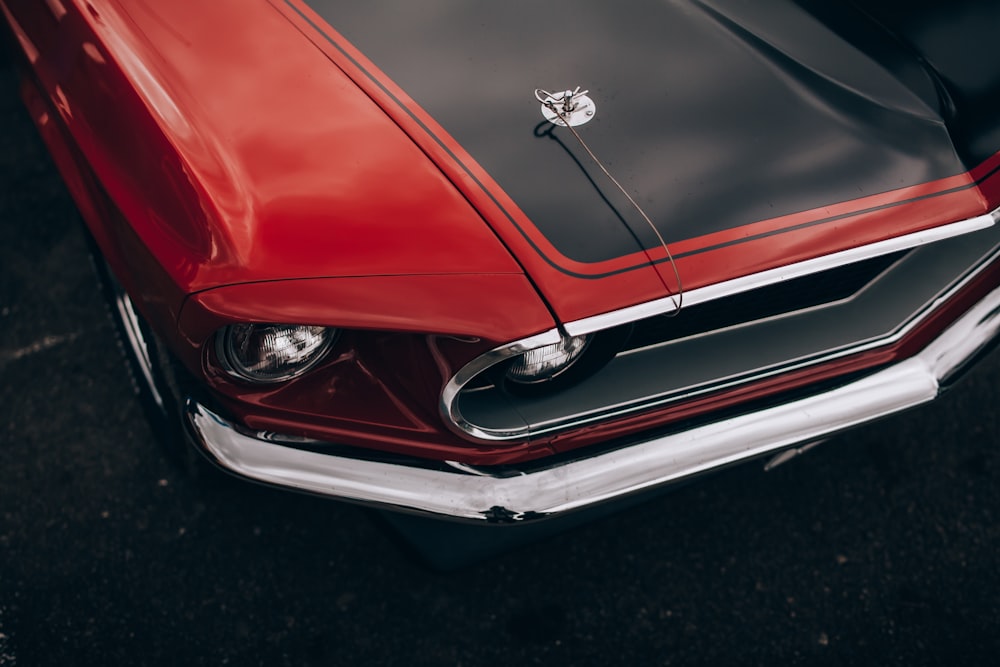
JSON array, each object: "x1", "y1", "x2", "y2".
[
  {"x1": 535, "y1": 87, "x2": 596, "y2": 127},
  {"x1": 532, "y1": 85, "x2": 683, "y2": 314}
]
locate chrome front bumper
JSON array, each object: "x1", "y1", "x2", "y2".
[{"x1": 186, "y1": 275, "x2": 1000, "y2": 523}]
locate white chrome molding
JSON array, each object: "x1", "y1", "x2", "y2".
[
  {"x1": 439, "y1": 328, "x2": 563, "y2": 440},
  {"x1": 187, "y1": 275, "x2": 1000, "y2": 522},
  {"x1": 565, "y1": 212, "x2": 994, "y2": 336}
]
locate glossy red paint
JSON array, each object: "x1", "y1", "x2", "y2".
[
  {"x1": 7, "y1": 0, "x2": 1000, "y2": 468},
  {"x1": 180, "y1": 247, "x2": 1000, "y2": 467},
  {"x1": 176, "y1": 230, "x2": 1000, "y2": 467},
  {"x1": 14, "y1": 0, "x2": 1000, "y2": 326},
  {"x1": 180, "y1": 274, "x2": 555, "y2": 344},
  {"x1": 6, "y1": 0, "x2": 529, "y2": 291},
  {"x1": 174, "y1": 280, "x2": 562, "y2": 463},
  {"x1": 974, "y1": 151, "x2": 1000, "y2": 203},
  {"x1": 189, "y1": 253, "x2": 1000, "y2": 466},
  {"x1": 203, "y1": 331, "x2": 560, "y2": 465},
  {"x1": 3, "y1": 0, "x2": 562, "y2": 465}
]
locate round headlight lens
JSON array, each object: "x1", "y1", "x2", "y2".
[
  {"x1": 505, "y1": 334, "x2": 592, "y2": 385},
  {"x1": 217, "y1": 323, "x2": 337, "y2": 383}
]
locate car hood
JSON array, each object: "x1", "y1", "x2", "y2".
[
  {"x1": 282, "y1": 0, "x2": 1000, "y2": 323},
  {"x1": 55, "y1": 0, "x2": 1000, "y2": 331}
]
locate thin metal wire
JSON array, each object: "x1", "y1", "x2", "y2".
[{"x1": 535, "y1": 88, "x2": 684, "y2": 315}]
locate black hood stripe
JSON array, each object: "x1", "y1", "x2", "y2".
[{"x1": 282, "y1": 0, "x2": 1000, "y2": 282}]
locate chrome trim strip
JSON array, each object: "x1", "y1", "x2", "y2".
[
  {"x1": 187, "y1": 276, "x2": 1000, "y2": 522},
  {"x1": 115, "y1": 291, "x2": 165, "y2": 410},
  {"x1": 441, "y1": 210, "x2": 997, "y2": 440},
  {"x1": 566, "y1": 213, "x2": 994, "y2": 336}
]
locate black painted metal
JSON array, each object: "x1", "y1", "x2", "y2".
[
  {"x1": 300, "y1": 0, "x2": 999, "y2": 265},
  {"x1": 624, "y1": 250, "x2": 908, "y2": 351}
]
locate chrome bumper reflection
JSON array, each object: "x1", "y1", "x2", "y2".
[{"x1": 186, "y1": 279, "x2": 1000, "y2": 523}]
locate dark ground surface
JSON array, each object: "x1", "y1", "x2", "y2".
[{"x1": 2, "y1": 56, "x2": 1000, "y2": 666}]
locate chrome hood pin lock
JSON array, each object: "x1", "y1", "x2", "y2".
[{"x1": 535, "y1": 87, "x2": 596, "y2": 127}]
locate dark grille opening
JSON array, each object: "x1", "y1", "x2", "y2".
[{"x1": 625, "y1": 250, "x2": 908, "y2": 351}]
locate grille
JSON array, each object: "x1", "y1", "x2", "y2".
[
  {"x1": 624, "y1": 250, "x2": 908, "y2": 350},
  {"x1": 449, "y1": 224, "x2": 999, "y2": 441}
]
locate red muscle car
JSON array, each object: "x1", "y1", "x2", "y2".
[{"x1": 5, "y1": 0, "x2": 1000, "y2": 527}]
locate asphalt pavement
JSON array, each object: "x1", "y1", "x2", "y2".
[{"x1": 2, "y1": 58, "x2": 1000, "y2": 666}]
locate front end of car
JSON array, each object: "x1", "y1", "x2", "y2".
[
  {"x1": 6, "y1": 0, "x2": 1000, "y2": 527},
  {"x1": 183, "y1": 205, "x2": 1000, "y2": 521}
]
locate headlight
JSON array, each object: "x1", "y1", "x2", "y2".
[
  {"x1": 216, "y1": 323, "x2": 337, "y2": 383},
  {"x1": 505, "y1": 334, "x2": 592, "y2": 385}
]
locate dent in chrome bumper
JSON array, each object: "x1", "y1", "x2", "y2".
[{"x1": 186, "y1": 275, "x2": 1000, "y2": 523}]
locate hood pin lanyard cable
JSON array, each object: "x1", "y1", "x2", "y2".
[{"x1": 535, "y1": 87, "x2": 683, "y2": 316}]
